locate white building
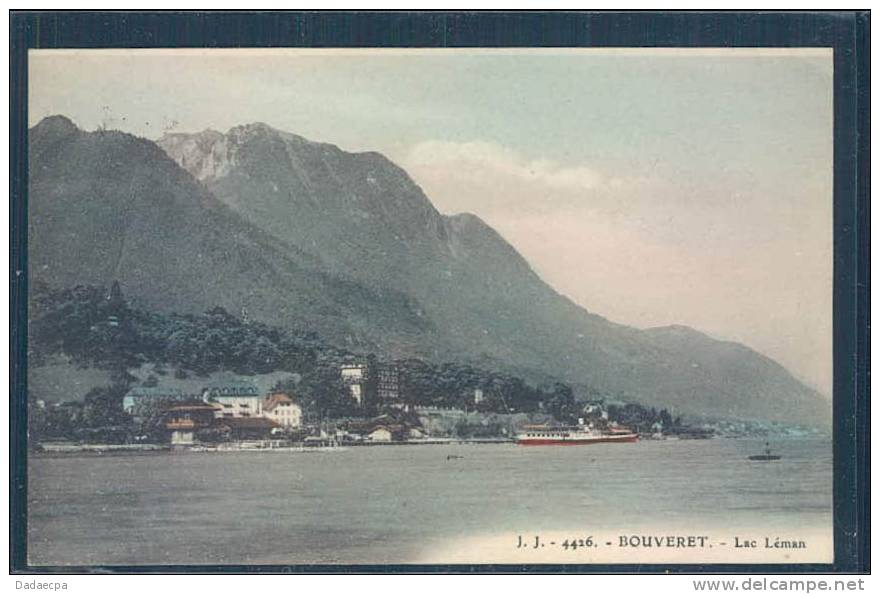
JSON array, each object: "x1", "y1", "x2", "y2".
[
  {"x1": 368, "y1": 427, "x2": 393, "y2": 442},
  {"x1": 262, "y1": 392, "x2": 303, "y2": 428},
  {"x1": 123, "y1": 387, "x2": 192, "y2": 415},
  {"x1": 203, "y1": 383, "x2": 262, "y2": 418},
  {"x1": 340, "y1": 363, "x2": 369, "y2": 407}
]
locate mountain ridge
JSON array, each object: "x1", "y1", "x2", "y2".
[
  {"x1": 28, "y1": 117, "x2": 435, "y2": 354},
  {"x1": 28, "y1": 116, "x2": 830, "y2": 425}
]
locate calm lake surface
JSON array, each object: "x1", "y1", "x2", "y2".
[{"x1": 27, "y1": 438, "x2": 832, "y2": 565}]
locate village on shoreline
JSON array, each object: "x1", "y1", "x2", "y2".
[
  {"x1": 31, "y1": 359, "x2": 825, "y2": 455},
  {"x1": 28, "y1": 283, "x2": 827, "y2": 454},
  {"x1": 33, "y1": 368, "x2": 657, "y2": 452}
]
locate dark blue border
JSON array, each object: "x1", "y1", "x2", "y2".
[{"x1": 9, "y1": 11, "x2": 870, "y2": 574}]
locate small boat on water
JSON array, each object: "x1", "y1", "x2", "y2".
[
  {"x1": 516, "y1": 423, "x2": 639, "y2": 446},
  {"x1": 748, "y1": 442, "x2": 781, "y2": 461}
]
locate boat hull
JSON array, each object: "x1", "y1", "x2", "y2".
[{"x1": 516, "y1": 433, "x2": 639, "y2": 446}]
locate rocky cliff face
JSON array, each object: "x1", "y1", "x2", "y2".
[
  {"x1": 27, "y1": 116, "x2": 830, "y2": 424},
  {"x1": 160, "y1": 123, "x2": 452, "y2": 286}
]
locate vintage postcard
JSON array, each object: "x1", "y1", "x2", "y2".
[{"x1": 21, "y1": 45, "x2": 837, "y2": 567}]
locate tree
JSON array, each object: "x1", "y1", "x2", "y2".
[
  {"x1": 30, "y1": 402, "x2": 83, "y2": 443},
  {"x1": 82, "y1": 385, "x2": 132, "y2": 429},
  {"x1": 297, "y1": 364, "x2": 359, "y2": 418},
  {"x1": 130, "y1": 395, "x2": 181, "y2": 439},
  {"x1": 544, "y1": 382, "x2": 577, "y2": 421}
]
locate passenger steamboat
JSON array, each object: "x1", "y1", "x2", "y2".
[{"x1": 516, "y1": 423, "x2": 639, "y2": 446}]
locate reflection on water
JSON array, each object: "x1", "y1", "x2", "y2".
[{"x1": 27, "y1": 437, "x2": 832, "y2": 565}]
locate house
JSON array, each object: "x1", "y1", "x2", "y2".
[
  {"x1": 262, "y1": 392, "x2": 303, "y2": 428},
  {"x1": 162, "y1": 403, "x2": 220, "y2": 445},
  {"x1": 368, "y1": 426, "x2": 394, "y2": 442},
  {"x1": 215, "y1": 417, "x2": 280, "y2": 441},
  {"x1": 339, "y1": 412, "x2": 418, "y2": 443},
  {"x1": 375, "y1": 363, "x2": 400, "y2": 402},
  {"x1": 340, "y1": 361, "x2": 403, "y2": 408},
  {"x1": 338, "y1": 418, "x2": 373, "y2": 435},
  {"x1": 340, "y1": 363, "x2": 370, "y2": 407},
  {"x1": 582, "y1": 401, "x2": 609, "y2": 420},
  {"x1": 123, "y1": 387, "x2": 193, "y2": 415},
  {"x1": 367, "y1": 424, "x2": 406, "y2": 442},
  {"x1": 203, "y1": 382, "x2": 262, "y2": 418}
]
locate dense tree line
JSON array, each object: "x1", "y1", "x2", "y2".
[
  {"x1": 604, "y1": 402, "x2": 682, "y2": 433},
  {"x1": 29, "y1": 284, "x2": 692, "y2": 444},
  {"x1": 30, "y1": 284, "x2": 326, "y2": 376},
  {"x1": 28, "y1": 384, "x2": 132, "y2": 444},
  {"x1": 28, "y1": 286, "x2": 691, "y2": 444},
  {"x1": 29, "y1": 284, "x2": 583, "y2": 435},
  {"x1": 396, "y1": 358, "x2": 578, "y2": 417}
]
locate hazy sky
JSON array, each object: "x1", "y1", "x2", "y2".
[{"x1": 28, "y1": 49, "x2": 834, "y2": 395}]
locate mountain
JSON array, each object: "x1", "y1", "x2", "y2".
[
  {"x1": 26, "y1": 116, "x2": 830, "y2": 424},
  {"x1": 28, "y1": 116, "x2": 431, "y2": 351}
]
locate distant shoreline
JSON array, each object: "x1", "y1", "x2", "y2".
[
  {"x1": 29, "y1": 433, "x2": 831, "y2": 457},
  {"x1": 31, "y1": 438, "x2": 515, "y2": 455}
]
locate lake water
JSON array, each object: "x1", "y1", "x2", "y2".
[{"x1": 27, "y1": 437, "x2": 833, "y2": 566}]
